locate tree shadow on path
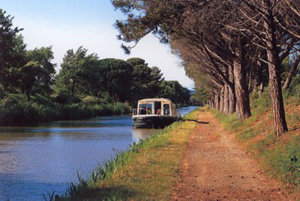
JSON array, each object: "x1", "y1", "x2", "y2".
[{"x1": 183, "y1": 119, "x2": 210, "y2": 124}]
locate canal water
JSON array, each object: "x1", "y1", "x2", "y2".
[{"x1": 0, "y1": 106, "x2": 198, "y2": 201}]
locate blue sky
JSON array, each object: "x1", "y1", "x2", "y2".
[{"x1": 1, "y1": 0, "x2": 194, "y2": 88}]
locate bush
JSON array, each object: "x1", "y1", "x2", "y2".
[
  {"x1": 250, "y1": 88, "x2": 271, "y2": 112},
  {"x1": 54, "y1": 91, "x2": 81, "y2": 104},
  {"x1": 265, "y1": 136, "x2": 300, "y2": 186},
  {"x1": 0, "y1": 84, "x2": 6, "y2": 99},
  {"x1": 0, "y1": 93, "x2": 131, "y2": 126},
  {"x1": 284, "y1": 75, "x2": 300, "y2": 100},
  {"x1": 82, "y1": 96, "x2": 102, "y2": 105}
]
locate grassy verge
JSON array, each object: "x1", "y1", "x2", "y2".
[
  {"x1": 49, "y1": 108, "x2": 199, "y2": 201},
  {"x1": 0, "y1": 94, "x2": 130, "y2": 126},
  {"x1": 211, "y1": 92, "x2": 300, "y2": 191}
]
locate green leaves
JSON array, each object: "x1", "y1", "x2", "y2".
[
  {"x1": 158, "y1": 80, "x2": 190, "y2": 105},
  {"x1": 0, "y1": 9, "x2": 24, "y2": 89}
]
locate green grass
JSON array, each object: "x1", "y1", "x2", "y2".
[
  {"x1": 236, "y1": 128, "x2": 261, "y2": 142},
  {"x1": 210, "y1": 109, "x2": 241, "y2": 131},
  {"x1": 287, "y1": 112, "x2": 300, "y2": 125},
  {"x1": 265, "y1": 136, "x2": 300, "y2": 186},
  {"x1": 52, "y1": 109, "x2": 199, "y2": 201}
]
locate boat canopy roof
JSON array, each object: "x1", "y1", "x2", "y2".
[{"x1": 137, "y1": 98, "x2": 173, "y2": 104}]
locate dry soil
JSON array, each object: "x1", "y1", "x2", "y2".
[{"x1": 172, "y1": 111, "x2": 294, "y2": 201}]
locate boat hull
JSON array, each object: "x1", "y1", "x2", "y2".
[{"x1": 132, "y1": 115, "x2": 178, "y2": 128}]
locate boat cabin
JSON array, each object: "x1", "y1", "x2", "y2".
[{"x1": 133, "y1": 98, "x2": 177, "y2": 117}]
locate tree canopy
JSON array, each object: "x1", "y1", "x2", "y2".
[{"x1": 112, "y1": 0, "x2": 300, "y2": 135}]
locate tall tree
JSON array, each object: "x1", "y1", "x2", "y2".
[
  {"x1": 0, "y1": 9, "x2": 23, "y2": 90},
  {"x1": 128, "y1": 58, "x2": 164, "y2": 103},
  {"x1": 19, "y1": 61, "x2": 42, "y2": 101},
  {"x1": 235, "y1": 0, "x2": 296, "y2": 135},
  {"x1": 26, "y1": 47, "x2": 56, "y2": 96},
  {"x1": 56, "y1": 47, "x2": 99, "y2": 96},
  {"x1": 159, "y1": 80, "x2": 190, "y2": 105},
  {"x1": 98, "y1": 58, "x2": 133, "y2": 102}
]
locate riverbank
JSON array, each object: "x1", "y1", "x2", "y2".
[
  {"x1": 0, "y1": 94, "x2": 130, "y2": 126},
  {"x1": 52, "y1": 109, "x2": 200, "y2": 200},
  {"x1": 51, "y1": 97, "x2": 299, "y2": 200}
]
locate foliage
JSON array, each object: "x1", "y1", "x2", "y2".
[
  {"x1": 0, "y1": 9, "x2": 24, "y2": 90},
  {"x1": 53, "y1": 90, "x2": 81, "y2": 105},
  {"x1": 112, "y1": 0, "x2": 300, "y2": 135},
  {"x1": 129, "y1": 58, "x2": 164, "y2": 104},
  {"x1": 158, "y1": 80, "x2": 190, "y2": 105},
  {"x1": 263, "y1": 136, "x2": 300, "y2": 186},
  {"x1": 190, "y1": 87, "x2": 211, "y2": 105},
  {"x1": 98, "y1": 58, "x2": 133, "y2": 102},
  {"x1": 250, "y1": 88, "x2": 271, "y2": 112},
  {"x1": 19, "y1": 61, "x2": 43, "y2": 101},
  {"x1": 26, "y1": 46, "x2": 56, "y2": 95},
  {"x1": 55, "y1": 47, "x2": 99, "y2": 96},
  {"x1": 0, "y1": 10, "x2": 192, "y2": 126},
  {"x1": 284, "y1": 75, "x2": 300, "y2": 99},
  {"x1": 0, "y1": 94, "x2": 130, "y2": 126}
]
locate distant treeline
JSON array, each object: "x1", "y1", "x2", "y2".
[{"x1": 0, "y1": 9, "x2": 191, "y2": 125}]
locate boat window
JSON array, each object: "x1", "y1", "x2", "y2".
[
  {"x1": 139, "y1": 104, "x2": 147, "y2": 115},
  {"x1": 139, "y1": 103, "x2": 153, "y2": 115},
  {"x1": 147, "y1": 103, "x2": 152, "y2": 114},
  {"x1": 163, "y1": 104, "x2": 170, "y2": 115},
  {"x1": 155, "y1": 102, "x2": 161, "y2": 115}
]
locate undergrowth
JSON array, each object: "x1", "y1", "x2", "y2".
[{"x1": 0, "y1": 94, "x2": 130, "y2": 126}]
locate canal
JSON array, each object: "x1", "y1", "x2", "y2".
[{"x1": 0, "y1": 106, "x2": 198, "y2": 200}]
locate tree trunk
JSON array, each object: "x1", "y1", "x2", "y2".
[
  {"x1": 233, "y1": 38, "x2": 251, "y2": 119},
  {"x1": 224, "y1": 84, "x2": 229, "y2": 114},
  {"x1": 214, "y1": 94, "x2": 220, "y2": 111},
  {"x1": 263, "y1": 0, "x2": 288, "y2": 135},
  {"x1": 220, "y1": 88, "x2": 224, "y2": 113},
  {"x1": 283, "y1": 55, "x2": 300, "y2": 90},
  {"x1": 228, "y1": 65, "x2": 236, "y2": 114}
]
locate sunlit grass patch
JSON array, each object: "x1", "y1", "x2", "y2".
[{"x1": 210, "y1": 109, "x2": 241, "y2": 132}]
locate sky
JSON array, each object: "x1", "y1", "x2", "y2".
[{"x1": 0, "y1": 0, "x2": 194, "y2": 89}]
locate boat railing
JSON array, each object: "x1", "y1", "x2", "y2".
[{"x1": 133, "y1": 108, "x2": 179, "y2": 117}]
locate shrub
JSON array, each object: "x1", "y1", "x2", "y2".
[
  {"x1": 265, "y1": 136, "x2": 300, "y2": 186},
  {"x1": 0, "y1": 84, "x2": 6, "y2": 99},
  {"x1": 250, "y1": 88, "x2": 271, "y2": 112},
  {"x1": 284, "y1": 75, "x2": 300, "y2": 99},
  {"x1": 82, "y1": 96, "x2": 102, "y2": 105},
  {"x1": 54, "y1": 91, "x2": 81, "y2": 104}
]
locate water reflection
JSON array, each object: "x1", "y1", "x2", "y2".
[
  {"x1": 132, "y1": 128, "x2": 160, "y2": 141},
  {"x1": 0, "y1": 106, "x2": 198, "y2": 201}
]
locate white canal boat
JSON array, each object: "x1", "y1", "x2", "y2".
[{"x1": 132, "y1": 98, "x2": 180, "y2": 128}]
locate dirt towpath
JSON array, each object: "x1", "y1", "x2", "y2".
[{"x1": 172, "y1": 111, "x2": 290, "y2": 201}]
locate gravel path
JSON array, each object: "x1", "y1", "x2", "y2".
[{"x1": 172, "y1": 111, "x2": 291, "y2": 201}]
